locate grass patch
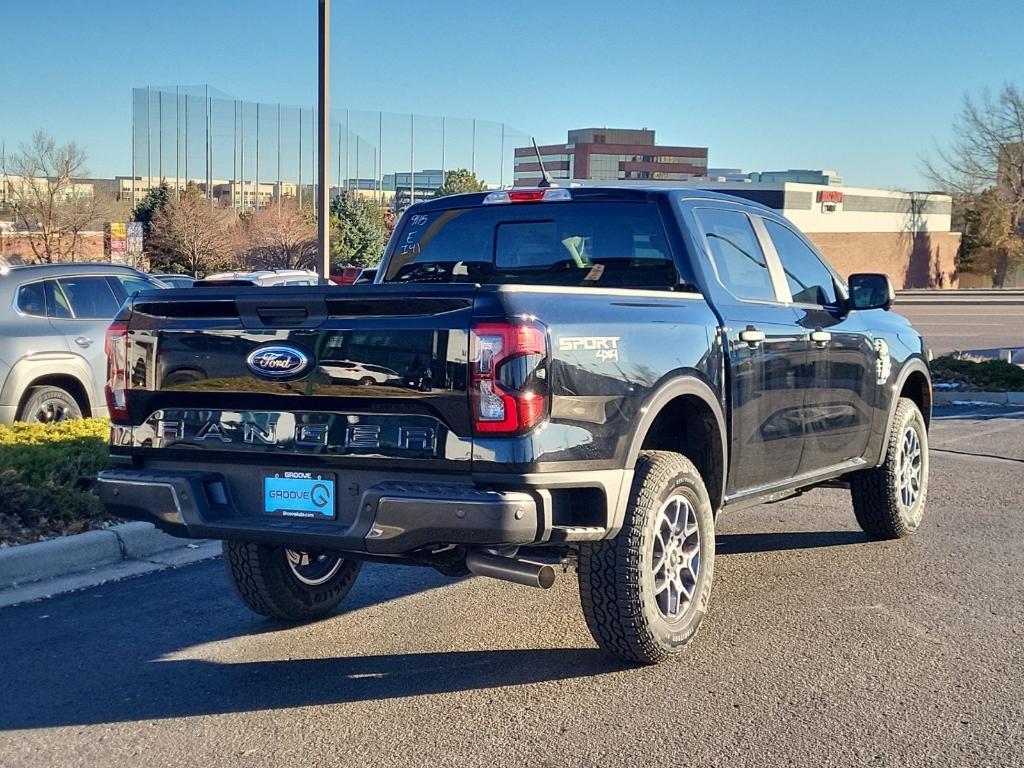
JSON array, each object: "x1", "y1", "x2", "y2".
[
  {"x1": 930, "y1": 355, "x2": 1024, "y2": 392},
  {"x1": 0, "y1": 418, "x2": 115, "y2": 546}
]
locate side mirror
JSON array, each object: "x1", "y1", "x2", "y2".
[{"x1": 847, "y1": 273, "x2": 895, "y2": 311}]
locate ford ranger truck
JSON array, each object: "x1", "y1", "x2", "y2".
[{"x1": 98, "y1": 187, "x2": 931, "y2": 664}]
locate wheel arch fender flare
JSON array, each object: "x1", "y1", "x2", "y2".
[
  {"x1": 878, "y1": 355, "x2": 931, "y2": 464},
  {"x1": 614, "y1": 375, "x2": 728, "y2": 530}
]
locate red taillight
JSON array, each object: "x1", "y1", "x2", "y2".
[
  {"x1": 105, "y1": 320, "x2": 130, "y2": 423},
  {"x1": 470, "y1": 320, "x2": 548, "y2": 435}
]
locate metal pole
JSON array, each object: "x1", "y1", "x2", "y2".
[
  {"x1": 410, "y1": 114, "x2": 415, "y2": 207},
  {"x1": 184, "y1": 94, "x2": 189, "y2": 193},
  {"x1": 471, "y1": 118, "x2": 476, "y2": 175},
  {"x1": 146, "y1": 87, "x2": 152, "y2": 194},
  {"x1": 277, "y1": 104, "x2": 282, "y2": 212},
  {"x1": 378, "y1": 110, "x2": 383, "y2": 205},
  {"x1": 344, "y1": 109, "x2": 350, "y2": 192},
  {"x1": 175, "y1": 87, "x2": 180, "y2": 197},
  {"x1": 441, "y1": 116, "x2": 446, "y2": 176},
  {"x1": 255, "y1": 103, "x2": 260, "y2": 209},
  {"x1": 206, "y1": 90, "x2": 213, "y2": 206},
  {"x1": 316, "y1": 0, "x2": 330, "y2": 278},
  {"x1": 158, "y1": 89, "x2": 163, "y2": 183},
  {"x1": 298, "y1": 107, "x2": 303, "y2": 208},
  {"x1": 500, "y1": 122, "x2": 505, "y2": 187},
  {"x1": 131, "y1": 90, "x2": 136, "y2": 210},
  {"x1": 240, "y1": 102, "x2": 245, "y2": 211},
  {"x1": 233, "y1": 101, "x2": 238, "y2": 209},
  {"x1": 337, "y1": 121, "x2": 342, "y2": 194}
]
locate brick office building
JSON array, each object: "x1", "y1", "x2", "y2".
[{"x1": 514, "y1": 128, "x2": 707, "y2": 186}]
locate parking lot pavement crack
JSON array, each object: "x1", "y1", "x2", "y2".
[{"x1": 932, "y1": 447, "x2": 1024, "y2": 464}]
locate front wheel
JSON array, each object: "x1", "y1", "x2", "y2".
[
  {"x1": 578, "y1": 451, "x2": 715, "y2": 665},
  {"x1": 850, "y1": 397, "x2": 929, "y2": 539},
  {"x1": 224, "y1": 541, "x2": 362, "y2": 621}
]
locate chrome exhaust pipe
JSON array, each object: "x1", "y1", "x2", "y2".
[{"x1": 465, "y1": 549, "x2": 556, "y2": 589}]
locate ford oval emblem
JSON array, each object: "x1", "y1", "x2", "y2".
[{"x1": 245, "y1": 344, "x2": 313, "y2": 381}]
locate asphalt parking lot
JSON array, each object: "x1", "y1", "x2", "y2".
[{"x1": 2, "y1": 406, "x2": 1022, "y2": 768}]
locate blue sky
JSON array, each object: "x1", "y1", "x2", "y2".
[{"x1": 1, "y1": 0, "x2": 1021, "y2": 189}]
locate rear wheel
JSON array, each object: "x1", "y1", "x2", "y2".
[
  {"x1": 17, "y1": 386, "x2": 82, "y2": 424},
  {"x1": 224, "y1": 541, "x2": 362, "y2": 621},
  {"x1": 578, "y1": 450, "x2": 715, "y2": 664},
  {"x1": 850, "y1": 397, "x2": 929, "y2": 539}
]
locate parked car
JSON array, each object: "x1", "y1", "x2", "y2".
[
  {"x1": 0, "y1": 263, "x2": 166, "y2": 424},
  {"x1": 98, "y1": 186, "x2": 931, "y2": 664},
  {"x1": 329, "y1": 267, "x2": 362, "y2": 285},
  {"x1": 201, "y1": 269, "x2": 321, "y2": 287},
  {"x1": 152, "y1": 273, "x2": 196, "y2": 289},
  {"x1": 319, "y1": 360, "x2": 402, "y2": 386}
]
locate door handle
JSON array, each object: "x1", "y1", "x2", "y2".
[
  {"x1": 809, "y1": 329, "x2": 832, "y2": 347},
  {"x1": 74, "y1": 336, "x2": 93, "y2": 348},
  {"x1": 738, "y1": 326, "x2": 765, "y2": 346}
]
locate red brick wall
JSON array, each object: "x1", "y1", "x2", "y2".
[
  {"x1": 0, "y1": 231, "x2": 107, "y2": 263},
  {"x1": 807, "y1": 231, "x2": 961, "y2": 289}
]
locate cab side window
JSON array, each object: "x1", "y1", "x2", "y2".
[
  {"x1": 696, "y1": 208, "x2": 776, "y2": 302},
  {"x1": 764, "y1": 219, "x2": 837, "y2": 306}
]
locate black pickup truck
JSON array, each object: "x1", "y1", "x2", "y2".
[{"x1": 98, "y1": 186, "x2": 931, "y2": 664}]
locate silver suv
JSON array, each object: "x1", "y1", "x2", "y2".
[{"x1": 0, "y1": 263, "x2": 165, "y2": 424}]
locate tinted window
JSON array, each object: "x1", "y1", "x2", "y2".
[
  {"x1": 765, "y1": 219, "x2": 837, "y2": 305},
  {"x1": 384, "y1": 202, "x2": 676, "y2": 290},
  {"x1": 697, "y1": 208, "x2": 776, "y2": 302},
  {"x1": 56, "y1": 276, "x2": 121, "y2": 319},
  {"x1": 45, "y1": 281, "x2": 72, "y2": 319},
  {"x1": 16, "y1": 282, "x2": 46, "y2": 316},
  {"x1": 113, "y1": 275, "x2": 157, "y2": 298}
]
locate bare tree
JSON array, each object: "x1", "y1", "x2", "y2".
[
  {"x1": 148, "y1": 186, "x2": 237, "y2": 276},
  {"x1": 5, "y1": 131, "x2": 113, "y2": 262},
  {"x1": 924, "y1": 84, "x2": 1024, "y2": 228},
  {"x1": 241, "y1": 199, "x2": 317, "y2": 270},
  {"x1": 925, "y1": 84, "x2": 1024, "y2": 285}
]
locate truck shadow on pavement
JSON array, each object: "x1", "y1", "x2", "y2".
[
  {"x1": 716, "y1": 530, "x2": 870, "y2": 555},
  {"x1": 0, "y1": 560, "x2": 620, "y2": 730}
]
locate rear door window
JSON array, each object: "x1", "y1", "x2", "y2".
[
  {"x1": 56, "y1": 276, "x2": 121, "y2": 319},
  {"x1": 383, "y1": 201, "x2": 677, "y2": 290},
  {"x1": 695, "y1": 208, "x2": 777, "y2": 302}
]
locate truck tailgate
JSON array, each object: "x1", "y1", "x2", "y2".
[{"x1": 116, "y1": 284, "x2": 477, "y2": 471}]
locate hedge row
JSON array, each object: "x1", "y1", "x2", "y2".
[
  {"x1": 0, "y1": 418, "x2": 113, "y2": 545},
  {"x1": 930, "y1": 355, "x2": 1024, "y2": 392}
]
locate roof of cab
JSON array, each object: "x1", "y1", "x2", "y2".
[{"x1": 407, "y1": 184, "x2": 777, "y2": 214}]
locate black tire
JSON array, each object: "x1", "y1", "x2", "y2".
[
  {"x1": 17, "y1": 385, "x2": 82, "y2": 424},
  {"x1": 578, "y1": 450, "x2": 715, "y2": 665},
  {"x1": 223, "y1": 541, "x2": 362, "y2": 621},
  {"x1": 850, "y1": 397, "x2": 929, "y2": 539}
]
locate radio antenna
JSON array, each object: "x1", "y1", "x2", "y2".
[{"x1": 532, "y1": 137, "x2": 554, "y2": 188}]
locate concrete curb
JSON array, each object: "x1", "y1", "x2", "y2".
[
  {"x1": 0, "y1": 522, "x2": 211, "y2": 590},
  {"x1": 934, "y1": 391, "x2": 1024, "y2": 406}
]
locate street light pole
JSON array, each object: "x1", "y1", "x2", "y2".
[{"x1": 316, "y1": 0, "x2": 330, "y2": 280}]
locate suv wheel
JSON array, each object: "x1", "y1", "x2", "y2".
[
  {"x1": 850, "y1": 397, "x2": 929, "y2": 539},
  {"x1": 578, "y1": 450, "x2": 715, "y2": 664},
  {"x1": 18, "y1": 386, "x2": 82, "y2": 424},
  {"x1": 224, "y1": 541, "x2": 362, "y2": 621}
]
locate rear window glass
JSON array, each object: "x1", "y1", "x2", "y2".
[
  {"x1": 383, "y1": 201, "x2": 677, "y2": 289},
  {"x1": 16, "y1": 282, "x2": 46, "y2": 316}
]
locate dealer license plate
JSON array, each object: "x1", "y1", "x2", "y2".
[{"x1": 263, "y1": 472, "x2": 336, "y2": 519}]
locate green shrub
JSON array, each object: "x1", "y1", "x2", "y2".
[
  {"x1": 930, "y1": 356, "x2": 1024, "y2": 391},
  {"x1": 0, "y1": 418, "x2": 112, "y2": 544}
]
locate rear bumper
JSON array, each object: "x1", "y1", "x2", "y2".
[{"x1": 97, "y1": 468, "x2": 542, "y2": 555}]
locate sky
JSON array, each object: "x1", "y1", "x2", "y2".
[{"x1": 1, "y1": 0, "x2": 1022, "y2": 190}]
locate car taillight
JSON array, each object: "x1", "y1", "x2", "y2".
[
  {"x1": 470, "y1": 320, "x2": 548, "y2": 435},
  {"x1": 105, "y1": 320, "x2": 130, "y2": 423}
]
